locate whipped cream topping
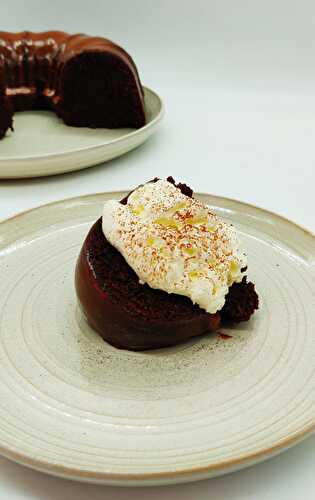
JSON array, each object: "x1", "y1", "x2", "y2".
[{"x1": 102, "y1": 180, "x2": 247, "y2": 314}]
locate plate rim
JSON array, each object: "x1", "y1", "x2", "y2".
[
  {"x1": 0, "y1": 86, "x2": 164, "y2": 162},
  {"x1": 1, "y1": 189, "x2": 314, "y2": 242},
  {"x1": 0, "y1": 424, "x2": 313, "y2": 484},
  {"x1": 1, "y1": 191, "x2": 315, "y2": 484}
]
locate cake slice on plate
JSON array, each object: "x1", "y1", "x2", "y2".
[{"x1": 75, "y1": 178, "x2": 259, "y2": 351}]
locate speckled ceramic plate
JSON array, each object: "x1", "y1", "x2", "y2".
[
  {"x1": 0, "y1": 87, "x2": 163, "y2": 178},
  {"x1": 0, "y1": 192, "x2": 315, "y2": 486}
]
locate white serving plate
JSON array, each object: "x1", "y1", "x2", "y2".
[{"x1": 0, "y1": 192, "x2": 314, "y2": 486}]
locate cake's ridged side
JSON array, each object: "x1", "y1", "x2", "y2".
[
  {"x1": 75, "y1": 180, "x2": 258, "y2": 351},
  {"x1": 0, "y1": 30, "x2": 146, "y2": 135}
]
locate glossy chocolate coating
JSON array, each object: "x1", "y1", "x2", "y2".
[
  {"x1": 75, "y1": 221, "x2": 221, "y2": 351},
  {"x1": 0, "y1": 30, "x2": 145, "y2": 113}
]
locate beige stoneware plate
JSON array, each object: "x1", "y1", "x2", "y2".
[
  {"x1": 0, "y1": 87, "x2": 163, "y2": 179},
  {"x1": 0, "y1": 192, "x2": 315, "y2": 486}
]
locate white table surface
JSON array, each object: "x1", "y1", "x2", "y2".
[{"x1": 1, "y1": 1, "x2": 315, "y2": 497}]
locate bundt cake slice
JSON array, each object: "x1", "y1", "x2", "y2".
[{"x1": 75, "y1": 179, "x2": 259, "y2": 351}]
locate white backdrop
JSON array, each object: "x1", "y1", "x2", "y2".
[{"x1": 0, "y1": 1, "x2": 315, "y2": 498}]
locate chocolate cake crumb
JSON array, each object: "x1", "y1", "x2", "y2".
[
  {"x1": 166, "y1": 176, "x2": 176, "y2": 184},
  {"x1": 221, "y1": 277, "x2": 259, "y2": 323},
  {"x1": 166, "y1": 176, "x2": 193, "y2": 198},
  {"x1": 218, "y1": 332, "x2": 233, "y2": 339}
]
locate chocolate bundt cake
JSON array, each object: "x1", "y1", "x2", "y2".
[
  {"x1": 0, "y1": 31, "x2": 145, "y2": 138},
  {"x1": 75, "y1": 179, "x2": 259, "y2": 351}
]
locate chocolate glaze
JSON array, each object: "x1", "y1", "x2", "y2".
[{"x1": 0, "y1": 31, "x2": 145, "y2": 130}]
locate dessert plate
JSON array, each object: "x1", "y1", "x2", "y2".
[
  {"x1": 0, "y1": 87, "x2": 163, "y2": 178},
  {"x1": 0, "y1": 192, "x2": 315, "y2": 486}
]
